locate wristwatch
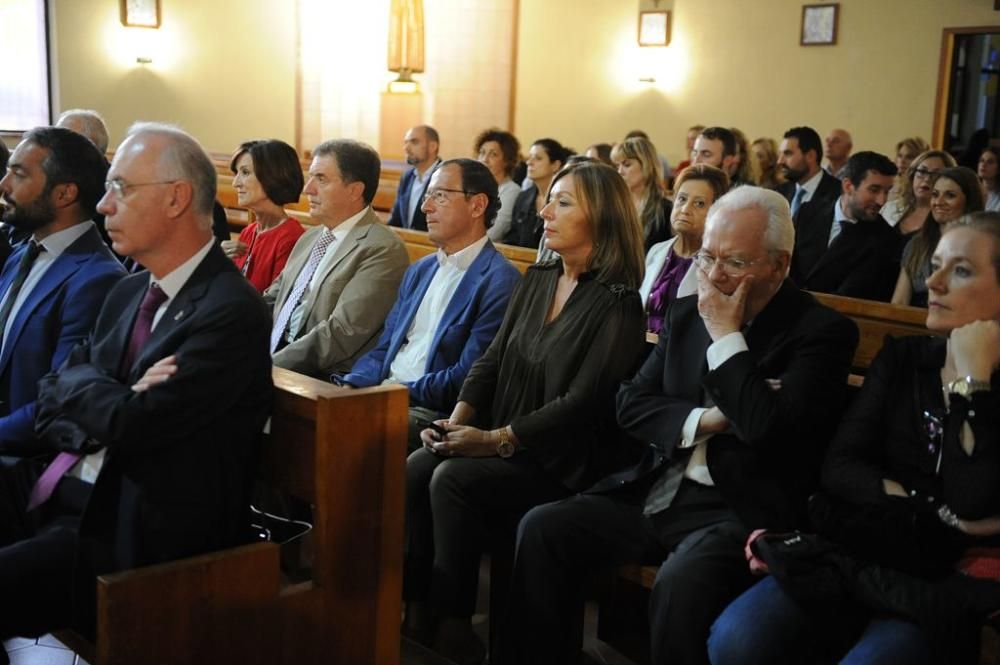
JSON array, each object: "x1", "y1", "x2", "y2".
[
  {"x1": 496, "y1": 427, "x2": 516, "y2": 458},
  {"x1": 946, "y1": 376, "x2": 992, "y2": 398}
]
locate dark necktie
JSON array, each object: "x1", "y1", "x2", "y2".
[
  {"x1": 0, "y1": 240, "x2": 43, "y2": 337},
  {"x1": 121, "y1": 283, "x2": 169, "y2": 375},
  {"x1": 27, "y1": 282, "x2": 170, "y2": 512}
]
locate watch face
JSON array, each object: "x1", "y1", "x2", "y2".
[{"x1": 497, "y1": 441, "x2": 515, "y2": 458}]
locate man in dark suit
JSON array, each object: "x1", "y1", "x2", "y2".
[
  {"x1": 775, "y1": 126, "x2": 841, "y2": 225},
  {"x1": 388, "y1": 125, "x2": 442, "y2": 231},
  {"x1": 498, "y1": 187, "x2": 858, "y2": 665},
  {"x1": 337, "y1": 159, "x2": 520, "y2": 449},
  {"x1": 790, "y1": 151, "x2": 900, "y2": 301},
  {"x1": 0, "y1": 122, "x2": 272, "y2": 647}
]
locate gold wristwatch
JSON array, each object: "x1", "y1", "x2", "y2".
[
  {"x1": 946, "y1": 376, "x2": 992, "y2": 398},
  {"x1": 496, "y1": 427, "x2": 515, "y2": 458}
]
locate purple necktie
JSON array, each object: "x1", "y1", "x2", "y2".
[
  {"x1": 121, "y1": 283, "x2": 169, "y2": 376},
  {"x1": 26, "y1": 283, "x2": 169, "y2": 512}
]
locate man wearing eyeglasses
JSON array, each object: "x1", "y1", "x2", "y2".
[
  {"x1": 0, "y1": 123, "x2": 272, "y2": 648},
  {"x1": 264, "y1": 139, "x2": 409, "y2": 378},
  {"x1": 500, "y1": 186, "x2": 858, "y2": 665},
  {"x1": 0, "y1": 127, "x2": 124, "y2": 458},
  {"x1": 335, "y1": 159, "x2": 520, "y2": 451}
]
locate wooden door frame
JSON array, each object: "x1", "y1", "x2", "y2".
[{"x1": 933, "y1": 26, "x2": 1000, "y2": 148}]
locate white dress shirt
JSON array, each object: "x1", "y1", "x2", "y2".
[{"x1": 387, "y1": 236, "x2": 488, "y2": 383}]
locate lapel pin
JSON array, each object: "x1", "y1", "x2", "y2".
[{"x1": 174, "y1": 310, "x2": 185, "y2": 321}]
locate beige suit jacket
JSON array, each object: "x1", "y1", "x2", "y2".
[{"x1": 264, "y1": 207, "x2": 409, "y2": 377}]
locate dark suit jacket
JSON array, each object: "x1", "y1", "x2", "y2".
[
  {"x1": 777, "y1": 170, "x2": 842, "y2": 228},
  {"x1": 790, "y1": 199, "x2": 902, "y2": 301},
  {"x1": 503, "y1": 184, "x2": 541, "y2": 248},
  {"x1": 388, "y1": 163, "x2": 439, "y2": 231},
  {"x1": 606, "y1": 281, "x2": 858, "y2": 529},
  {"x1": 35, "y1": 244, "x2": 273, "y2": 577},
  {"x1": 0, "y1": 225, "x2": 125, "y2": 453},
  {"x1": 340, "y1": 240, "x2": 520, "y2": 412}
]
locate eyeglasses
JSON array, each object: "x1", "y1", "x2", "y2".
[
  {"x1": 104, "y1": 178, "x2": 180, "y2": 198},
  {"x1": 694, "y1": 251, "x2": 769, "y2": 276},
  {"x1": 422, "y1": 188, "x2": 472, "y2": 206},
  {"x1": 913, "y1": 168, "x2": 941, "y2": 179}
]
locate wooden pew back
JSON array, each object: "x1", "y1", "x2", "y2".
[{"x1": 82, "y1": 370, "x2": 407, "y2": 665}]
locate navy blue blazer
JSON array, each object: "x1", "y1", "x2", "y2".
[
  {"x1": 340, "y1": 239, "x2": 520, "y2": 413},
  {"x1": 0, "y1": 225, "x2": 125, "y2": 453},
  {"x1": 388, "y1": 162, "x2": 440, "y2": 231}
]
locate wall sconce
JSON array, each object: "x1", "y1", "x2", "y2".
[{"x1": 387, "y1": 0, "x2": 424, "y2": 93}]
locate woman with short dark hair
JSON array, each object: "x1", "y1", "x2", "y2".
[
  {"x1": 474, "y1": 128, "x2": 521, "y2": 242},
  {"x1": 223, "y1": 139, "x2": 305, "y2": 293}
]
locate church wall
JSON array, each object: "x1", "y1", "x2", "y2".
[{"x1": 513, "y1": 0, "x2": 1000, "y2": 165}]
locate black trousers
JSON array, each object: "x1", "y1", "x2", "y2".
[
  {"x1": 0, "y1": 457, "x2": 90, "y2": 640},
  {"x1": 496, "y1": 480, "x2": 755, "y2": 665},
  {"x1": 404, "y1": 447, "x2": 568, "y2": 618}
]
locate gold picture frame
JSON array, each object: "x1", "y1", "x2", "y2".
[
  {"x1": 638, "y1": 11, "x2": 670, "y2": 47},
  {"x1": 120, "y1": 0, "x2": 161, "y2": 28},
  {"x1": 800, "y1": 3, "x2": 838, "y2": 46}
]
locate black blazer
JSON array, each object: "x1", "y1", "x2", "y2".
[
  {"x1": 503, "y1": 183, "x2": 542, "y2": 249},
  {"x1": 777, "y1": 170, "x2": 842, "y2": 227},
  {"x1": 790, "y1": 199, "x2": 902, "y2": 302},
  {"x1": 604, "y1": 281, "x2": 858, "y2": 529},
  {"x1": 388, "y1": 166, "x2": 435, "y2": 231},
  {"x1": 36, "y1": 245, "x2": 273, "y2": 577}
]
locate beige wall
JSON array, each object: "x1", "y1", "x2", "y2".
[
  {"x1": 514, "y1": 0, "x2": 1000, "y2": 166},
  {"x1": 45, "y1": 0, "x2": 1000, "y2": 163},
  {"x1": 51, "y1": 0, "x2": 297, "y2": 154}
]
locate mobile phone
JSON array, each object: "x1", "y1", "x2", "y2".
[{"x1": 418, "y1": 419, "x2": 449, "y2": 439}]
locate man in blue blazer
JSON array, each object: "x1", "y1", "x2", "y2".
[
  {"x1": 0, "y1": 127, "x2": 126, "y2": 455},
  {"x1": 338, "y1": 158, "x2": 520, "y2": 449},
  {"x1": 387, "y1": 125, "x2": 442, "y2": 231}
]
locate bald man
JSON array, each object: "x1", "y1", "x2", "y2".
[
  {"x1": 0, "y1": 122, "x2": 272, "y2": 647},
  {"x1": 824, "y1": 128, "x2": 853, "y2": 179}
]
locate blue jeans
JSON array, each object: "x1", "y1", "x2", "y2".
[{"x1": 707, "y1": 576, "x2": 933, "y2": 665}]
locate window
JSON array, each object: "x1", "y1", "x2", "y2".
[{"x1": 0, "y1": 0, "x2": 50, "y2": 132}]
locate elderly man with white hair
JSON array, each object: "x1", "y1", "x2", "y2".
[{"x1": 497, "y1": 186, "x2": 860, "y2": 665}]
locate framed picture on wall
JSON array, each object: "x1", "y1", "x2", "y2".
[
  {"x1": 637, "y1": 11, "x2": 670, "y2": 47},
  {"x1": 800, "y1": 3, "x2": 838, "y2": 46},
  {"x1": 120, "y1": 0, "x2": 161, "y2": 28}
]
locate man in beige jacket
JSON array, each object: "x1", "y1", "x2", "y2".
[{"x1": 265, "y1": 139, "x2": 408, "y2": 378}]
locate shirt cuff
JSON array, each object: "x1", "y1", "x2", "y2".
[
  {"x1": 707, "y1": 331, "x2": 748, "y2": 370},
  {"x1": 679, "y1": 407, "x2": 709, "y2": 448}
]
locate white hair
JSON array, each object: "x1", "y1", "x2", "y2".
[
  {"x1": 56, "y1": 109, "x2": 110, "y2": 153},
  {"x1": 707, "y1": 185, "x2": 795, "y2": 255}
]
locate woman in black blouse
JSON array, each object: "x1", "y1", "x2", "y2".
[
  {"x1": 502, "y1": 138, "x2": 570, "y2": 249},
  {"x1": 403, "y1": 161, "x2": 646, "y2": 663},
  {"x1": 709, "y1": 212, "x2": 1000, "y2": 665}
]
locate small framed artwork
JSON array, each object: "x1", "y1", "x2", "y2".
[
  {"x1": 120, "y1": 0, "x2": 161, "y2": 28},
  {"x1": 800, "y1": 3, "x2": 838, "y2": 46},
  {"x1": 638, "y1": 11, "x2": 671, "y2": 47}
]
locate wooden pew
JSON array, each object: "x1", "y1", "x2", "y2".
[{"x1": 59, "y1": 369, "x2": 408, "y2": 665}]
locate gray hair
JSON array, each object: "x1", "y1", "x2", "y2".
[
  {"x1": 56, "y1": 109, "x2": 110, "y2": 154},
  {"x1": 707, "y1": 185, "x2": 795, "y2": 256},
  {"x1": 125, "y1": 121, "x2": 217, "y2": 221}
]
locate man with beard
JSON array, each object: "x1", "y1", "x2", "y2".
[
  {"x1": 0, "y1": 127, "x2": 125, "y2": 455},
  {"x1": 775, "y1": 126, "x2": 841, "y2": 225},
  {"x1": 388, "y1": 125, "x2": 442, "y2": 231},
  {"x1": 790, "y1": 151, "x2": 900, "y2": 301}
]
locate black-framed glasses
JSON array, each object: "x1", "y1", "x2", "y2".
[
  {"x1": 913, "y1": 168, "x2": 940, "y2": 179},
  {"x1": 422, "y1": 188, "x2": 472, "y2": 206}
]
